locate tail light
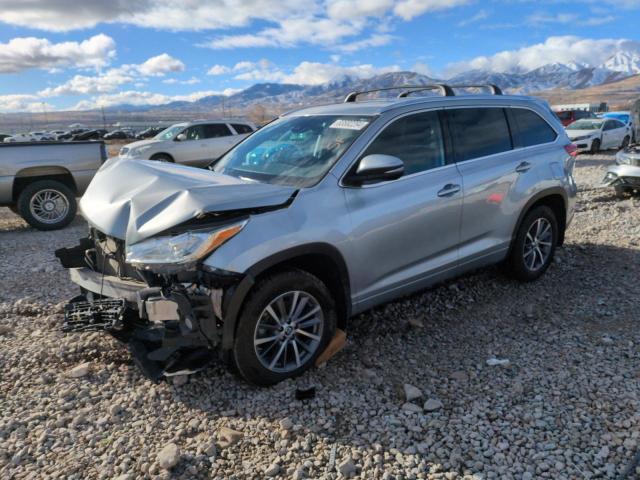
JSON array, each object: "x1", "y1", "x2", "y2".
[{"x1": 564, "y1": 143, "x2": 578, "y2": 157}]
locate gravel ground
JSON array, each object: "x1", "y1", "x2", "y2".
[{"x1": 1, "y1": 153, "x2": 639, "y2": 479}]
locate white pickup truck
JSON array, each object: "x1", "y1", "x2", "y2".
[{"x1": 0, "y1": 141, "x2": 107, "y2": 230}]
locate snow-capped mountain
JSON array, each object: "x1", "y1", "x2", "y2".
[{"x1": 103, "y1": 50, "x2": 640, "y2": 113}]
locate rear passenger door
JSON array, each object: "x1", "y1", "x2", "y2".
[
  {"x1": 344, "y1": 110, "x2": 463, "y2": 308},
  {"x1": 602, "y1": 120, "x2": 626, "y2": 149},
  {"x1": 447, "y1": 107, "x2": 555, "y2": 265}
]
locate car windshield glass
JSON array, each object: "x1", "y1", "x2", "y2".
[
  {"x1": 154, "y1": 125, "x2": 185, "y2": 140},
  {"x1": 212, "y1": 115, "x2": 372, "y2": 187},
  {"x1": 567, "y1": 120, "x2": 602, "y2": 130}
]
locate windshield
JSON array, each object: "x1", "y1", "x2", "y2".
[
  {"x1": 212, "y1": 115, "x2": 372, "y2": 187},
  {"x1": 567, "y1": 120, "x2": 602, "y2": 130},
  {"x1": 154, "y1": 124, "x2": 185, "y2": 140}
]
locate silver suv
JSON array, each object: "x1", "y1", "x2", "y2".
[{"x1": 56, "y1": 84, "x2": 577, "y2": 385}]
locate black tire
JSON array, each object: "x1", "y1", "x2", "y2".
[
  {"x1": 622, "y1": 136, "x2": 630, "y2": 149},
  {"x1": 505, "y1": 206, "x2": 558, "y2": 282},
  {"x1": 16, "y1": 180, "x2": 77, "y2": 231},
  {"x1": 233, "y1": 269, "x2": 337, "y2": 386},
  {"x1": 150, "y1": 153, "x2": 174, "y2": 162},
  {"x1": 614, "y1": 185, "x2": 630, "y2": 199},
  {"x1": 590, "y1": 138, "x2": 601, "y2": 154},
  {"x1": 8, "y1": 206, "x2": 18, "y2": 214}
]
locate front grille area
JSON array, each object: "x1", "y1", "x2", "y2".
[{"x1": 91, "y1": 229, "x2": 140, "y2": 280}]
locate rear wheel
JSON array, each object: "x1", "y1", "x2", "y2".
[
  {"x1": 17, "y1": 180, "x2": 77, "y2": 230},
  {"x1": 233, "y1": 269, "x2": 337, "y2": 386},
  {"x1": 150, "y1": 153, "x2": 174, "y2": 162},
  {"x1": 505, "y1": 206, "x2": 558, "y2": 282},
  {"x1": 590, "y1": 138, "x2": 601, "y2": 154}
]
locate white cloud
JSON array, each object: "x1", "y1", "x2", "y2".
[
  {"x1": 445, "y1": 36, "x2": 640, "y2": 76},
  {"x1": 0, "y1": 34, "x2": 115, "y2": 73},
  {"x1": 393, "y1": 0, "x2": 471, "y2": 21},
  {"x1": 458, "y1": 9, "x2": 488, "y2": 27},
  {"x1": 72, "y1": 89, "x2": 235, "y2": 110},
  {"x1": 163, "y1": 77, "x2": 201, "y2": 85},
  {"x1": 137, "y1": 53, "x2": 185, "y2": 76},
  {"x1": 39, "y1": 54, "x2": 186, "y2": 97},
  {"x1": 336, "y1": 34, "x2": 395, "y2": 53},
  {"x1": 207, "y1": 65, "x2": 232, "y2": 75}
]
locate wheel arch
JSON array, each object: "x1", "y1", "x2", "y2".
[
  {"x1": 12, "y1": 167, "x2": 77, "y2": 202},
  {"x1": 149, "y1": 152, "x2": 174, "y2": 162},
  {"x1": 220, "y1": 243, "x2": 352, "y2": 356},
  {"x1": 511, "y1": 188, "x2": 568, "y2": 249}
]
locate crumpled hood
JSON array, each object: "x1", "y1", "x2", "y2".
[
  {"x1": 79, "y1": 158, "x2": 296, "y2": 244},
  {"x1": 566, "y1": 129, "x2": 597, "y2": 140}
]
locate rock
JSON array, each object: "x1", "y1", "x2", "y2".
[
  {"x1": 403, "y1": 384, "x2": 422, "y2": 401},
  {"x1": 338, "y1": 457, "x2": 357, "y2": 477},
  {"x1": 218, "y1": 427, "x2": 243, "y2": 448},
  {"x1": 0, "y1": 325, "x2": 12, "y2": 335},
  {"x1": 171, "y1": 374, "x2": 188, "y2": 386},
  {"x1": 67, "y1": 362, "x2": 91, "y2": 378},
  {"x1": 157, "y1": 443, "x2": 180, "y2": 470},
  {"x1": 202, "y1": 441, "x2": 217, "y2": 457},
  {"x1": 407, "y1": 317, "x2": 424, "y2": 328},
  {"x1": 423, "y1": 399, "x2": 443, "y2": 412},
  {"x1": 450, "y1": 371, "x2": 468, "y2": 383},
  {"x1": 401, "y1": 402, "x2": 423, "y2": 413},
  {"x1": 279, "y1": 417, "x2": 294, "y2": 430},
  {"x1": 109, "y1": 404, "x2": 123, "y2": 416},
  {"x1": 601, "y1": 335, "x2": 614, "y2": 345},
  {"x1": 486, "y1": 357, "x2": 510, "y2": 367},
  {"x1": 264, "y1": 462, "x2": 281, "y2": 477}
]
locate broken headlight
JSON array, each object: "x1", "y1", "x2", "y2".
[{"x1": 125, "y1": 221, "x2": 247, "y2": 272}]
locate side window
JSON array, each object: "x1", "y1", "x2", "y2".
[
  {"x1": 203, "y1": 123, "x2": 232, "y2": 138},
  {"x1": 448, "y1": 108, "x2": 512, "y2": 161},
  {"x1": 231, "y1": 123, "x2": 254, "y2": 134},
  {"x1": 182, "y1": 125, "x2": 205, "y2": 140},
  {"x1": 603, "y1": 120, "x2": 617, "y2": 131},
  {"x1": 511, "y1": 108, "x2": 557, "y2": 147},
  {"x1": 361, "y1": 111, "x2": 445, "y2": 176}
]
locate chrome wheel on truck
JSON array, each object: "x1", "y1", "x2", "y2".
[
  {"x1": 17, "y1": 179, "x2": 77, "y2": 231},
  {"x1": 29, "y1": 189, "x2": 70, "y2": 224}
]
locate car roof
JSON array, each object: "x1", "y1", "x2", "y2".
[
  {"x1": 284, "y1": 94, "x2": 549, "y2": 117},
  {"x1": 183, "y1": 119, "x2": 253, "y2": 126}
]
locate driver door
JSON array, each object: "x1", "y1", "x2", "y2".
[
  {"x1": 178, "y1": 125, "x2": 208, "y2": 165},
  {"x1": 344, "y1": 110, "x2": 463, "y2": 309}
]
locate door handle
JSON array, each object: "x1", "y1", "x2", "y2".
[
  {"x1": 515, "y1": 161, "x2": 532, "y2": 173},
  {"x1": 437, "y1": 184, "x2": 461, "y2": 197}
]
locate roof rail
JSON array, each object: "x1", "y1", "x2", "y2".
[
  {"x1": 343, "y1": 84, "x2": 455, "y2": 103},
  {"x1": 397, "y1": 84, "x2": 455, "y2": 98},
  {"x1": 449, "y1": 84, "x2": 503, "y2": 95}
]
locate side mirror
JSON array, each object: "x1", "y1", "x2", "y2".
[
  {"x1": 175, "y1": 133, "x2": 187, "y2": 142},
  {"x1": 345, "y1": 154, "x2": 404, "y2": 185}
]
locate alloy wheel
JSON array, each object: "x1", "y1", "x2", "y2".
[
  {"x1": 253, "y1": 291, "x2": 324, "y2": 373},
  {"x1": 523, "y1": 218, "x2": 553, "y2": 271},
  {"x1": 29, "y1": 189, "x2": 69, "y2": 224}
]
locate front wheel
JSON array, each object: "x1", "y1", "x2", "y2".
[
  {"x1": 150, "y1": 153, "x2": 174, "y2": 162},
  {"x1": 505, "y1": 206, "x2": 558, "y2": 282},
  {"x1": 16, "y1": 180, "x2": 77, "y2": 230},
  {"x1": 590, "y1": 138, "x2": 601, "y2": 154},
  {"x1": 622, "y1": 136, "x2": 630, "y2": 149},
  {"x1": 233, "y1": 269, "x2": 337, "y2": 386}
]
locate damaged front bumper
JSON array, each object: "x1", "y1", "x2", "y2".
[
  {"x1": 601, "y1": 164, "x2": 640, "y2": 189},
  {"x1": 55, "y1": 235, "x2": 249, "y2": 381}
]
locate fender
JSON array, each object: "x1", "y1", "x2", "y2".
[
  {"x1": 510, "y1": 187, "x2": 568, "y2": 248},
  {"x1": 219, "y1": 243, "x2": 351, "y2": 356}
]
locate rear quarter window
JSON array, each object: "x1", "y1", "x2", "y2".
[
  {"x1": 448, "y1": 108, "x2": 512, "y2": 162},
  {"x1": 231, "y1": 123, "x2": 254, "y2": 134},
  {"x1": 511, "y1": 108, "x2": 557, "y2": 147}
]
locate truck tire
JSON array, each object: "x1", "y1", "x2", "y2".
[
  {"x1": 233, "y1": 269, "x2": 337, "y2": 386},
  {"x1": 17, "y1": 180, "x2": 77, "y2": 230}
]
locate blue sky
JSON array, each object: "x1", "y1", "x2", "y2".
[{"x1": 0, "y1": 0, "x2": 639, "y2": 112}]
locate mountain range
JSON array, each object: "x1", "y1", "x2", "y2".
[{"x1": 109, "y1": 51, "x2": 640, "y2": 113}]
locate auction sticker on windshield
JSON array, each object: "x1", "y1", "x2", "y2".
[{"x1": 329, "y1": 119, "x2": 369, "y2": 130}]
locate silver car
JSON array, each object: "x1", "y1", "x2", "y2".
[{"x1": 56, "y1": 85, "x2": 577, "y2": 385}]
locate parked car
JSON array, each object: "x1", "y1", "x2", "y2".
[
  {"x1": 601, "y1": 144, "x2": 640, "y2": 197},
  {"x1": 49, "y1": 130, "x2": 68, "y2": 140},
  {"x1": 0, "y1": 133, "x2": 12, "y2": 142},
  {"x1": 599, "y1": 111, "x2": 635, "y2": 141},
  {"x1": 103, "y1": 130, "x2": 131, "y2": 140},
  {"x1": 56, "y1": 85, "x2": 577, "y2": 385},
  {"x1": 135, "y1": 127, "x2": 165, "y2": 139},
  {"x1": 0, "y1": 141, "x2": 107, "y2": 229},
  {"x1": 72, "y1": 129, "x2": 107, "y2": 141},
  {"x1": 117, "y1": 120, "x2": 255, "y2": 166},
  {"x1": 565, "y1": 118, "x2": 631, "y2": 153},
  {"x1": 4, "y1": 133, "x2": 34, "y2": 143},
  {"x1": 554, "y1": 109, "x2": 596, "y2": 127}
]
